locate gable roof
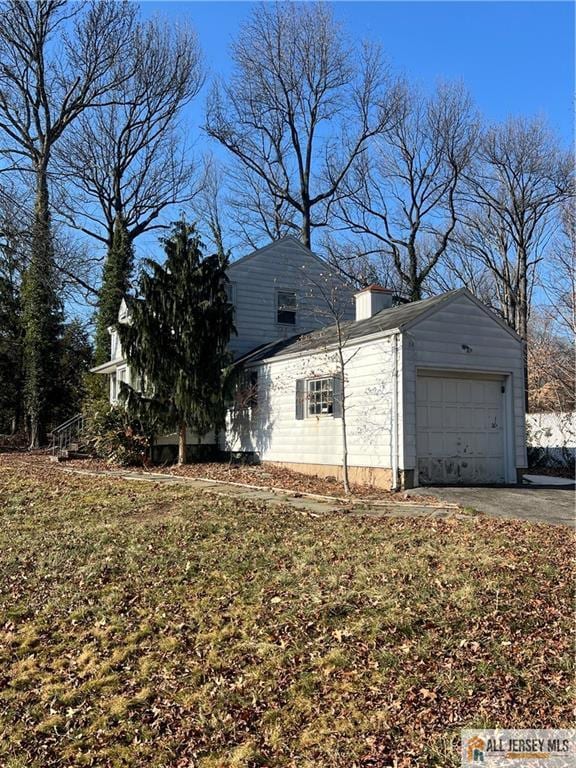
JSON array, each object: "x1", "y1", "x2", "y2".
[
  {"x1": 235, "y1": 288, "x2": 520, "y2": 365},
  {"x1": 227, "y1": 235, "x2": 347, "y2": 280}
]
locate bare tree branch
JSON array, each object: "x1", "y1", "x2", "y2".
[
  {"x1": 335, "y1": 81, "x2": 478, "y2": 301},
  {"x1": 205, "y1": 2, "x2": 397, "y2": 248}
]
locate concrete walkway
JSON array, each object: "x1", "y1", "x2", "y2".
[
  {"x1": 61, "y1": 467, "x2": 574, "y2": 526},
  {"x1": 61, "y1": 467, "x2": 465, "y2": 522},
  {"x1": 415, "y1": 485, "x2": 575, "y2": 527}
]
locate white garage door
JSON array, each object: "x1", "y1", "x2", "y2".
[{"x1": 416, "y1": 374, "x2": 506, "y2": 485}]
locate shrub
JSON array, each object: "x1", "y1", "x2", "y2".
[{"x1": 85, "y1": 405, "x2": 152, "y2": 466}]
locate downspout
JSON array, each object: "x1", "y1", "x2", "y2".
[{"x1": 391, "y1": 332, "x2": 400, "y2": 491}]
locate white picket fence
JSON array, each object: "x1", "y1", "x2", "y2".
[{"x1": 526, "y1": 412, "x2": 576, "y2": 470}]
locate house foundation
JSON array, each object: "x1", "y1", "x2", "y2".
[{"x1": 265, "y1": 461, "x2": 415, "y2": 491}]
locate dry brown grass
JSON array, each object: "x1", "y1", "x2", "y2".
[{"x1": 0, "y1": 454, "x2": 573, "y2": 767}]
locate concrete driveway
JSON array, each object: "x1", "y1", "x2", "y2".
[{"x1": 416, "y1": 486, "x2": 575, "y2": 526}]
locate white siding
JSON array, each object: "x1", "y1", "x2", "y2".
[
  {"x1": 224, "y1": 337, "x2": 398, "y2": 469},
  {"x1": 109, "y1": 329, "x2": 123, "y2": 361},
  {"x1": 228, "y1": 237, "x2": 355, "y2": 358},
  {"x1": 403, "y1": 294, "x2": 527, "y2": 470},
  {"x1": 155, "y1": 429, "x2": 216, "y2": 446}
]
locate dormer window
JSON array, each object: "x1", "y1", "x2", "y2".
[{"x1": 277, "y1": 290, "x2": 296, "y2": 325}]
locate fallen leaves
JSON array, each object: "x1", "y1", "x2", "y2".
[{"x1": 0, "y1": 452, "x2": 573, "y2": 768}]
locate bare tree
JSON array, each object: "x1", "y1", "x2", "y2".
[
  {"x1": 191, "y1": 156, "x2": 230, "y2": 258},
  {"x1": 56, "y1": 17, "x2": 204, "y2": 251},
  {"x1": 527, "y1": 311, "x2": 574, "y2": 413},
  {"x1": 433, "y1": 212, "x2": 522, "y2": 317},
  {"x1": 540, "y1": 202, "x2": 576, "y2": 340},
  {"x1": 205, "y1": 2, "x2": 396, "y2": 249},
  {"x1": 300, "y1": 270, "x2": 359, "y2": 494},
  {"x1": 461, "y1": 117, "x2": 573, "y2": 340},
  {"x1": 322, "y1": 231, "x2": 403, "y2": 292},
  {"x1": 0, "y1": 0, "x2": 135, "y2": 445},
  {"x1": 226, "y1": 163, "x2": 299, "y2": 249},
  {"x1": 336, "y1": 82, "x2": 478, "y2": 301}
]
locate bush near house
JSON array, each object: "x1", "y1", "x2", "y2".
[
  {"x1": 0, "y1": 455, "x2": 573, "y2": 768},
  {"x1": 84, "y1": 405, "x2": 152, "y2": 466}
]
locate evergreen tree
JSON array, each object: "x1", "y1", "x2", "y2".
[
  {"x1": 0, "y1": 258, "x2": 23, "y2": 435},
  {"x1": 51, "y1": 321, "x2": 94, "y2": 427},
  {"x1": 21, "y1": 192, "x2": 62, "y2": 447},
  {"x1": 118, "y1": 221, "x2": 236, "y2": 464},
  {"x1": 94, "y1": 215, "x2": 134, "y2": 364}
]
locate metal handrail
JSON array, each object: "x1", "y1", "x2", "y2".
[
  {"x1": 52, "y1": 413, "x2": 83, "y2": 433},
  {"x1": 51, "y1": 413, "x2": 85, "y2": 455}
]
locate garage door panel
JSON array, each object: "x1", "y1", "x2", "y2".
[
  {"x1": 428, "y1": 406, "x2": 444, "y2": 429},
  {"x1": 444, "y1": 380, "x2": 458, "y2": 401},
  {"x1": 444, "y1": 406, "x2": 460, "y2": 428},
  {"x1": 428, "y1": 379, "x2": 443, "y2": 402},
  {"x1": 457, "y1": 381, "x2": 472, "y2": 401},
  {"x1": 416, "y1": 374, "x2": 506, "y2": 484}
]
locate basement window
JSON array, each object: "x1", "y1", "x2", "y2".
[
  {"x1": 276, "y1": 290, "x2": 296, "y2": 325},
  {"x1": 307, "y1": 377, "x2": 333, "y2": 416}
]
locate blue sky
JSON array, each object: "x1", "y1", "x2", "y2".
[{"x1": 140, "y1": 1, "x2": 574, "y2": 147}]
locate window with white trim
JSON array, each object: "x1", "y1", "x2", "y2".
[
  {"x1": 276, "y1": 290, "x2": 296, "y2": 325},
  {"x1": 225, "y1": 282, "x2": 236, "y2": 307},
  {"x1": 110, "y1": 373, "x2": 117, "y2": 402},
  {"x1": 116, "y1": 367, "x2": 129, "y2": 400},
  {"x1": 110, "y1": 330, "x2": 118, "y2": 359},
  {"x1": 307, "y1": 377, "x2": 333, "y2": 416}
]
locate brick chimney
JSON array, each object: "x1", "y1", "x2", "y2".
[{"x1": 354, "y1": 284, "x2": 394, "y2": 321}]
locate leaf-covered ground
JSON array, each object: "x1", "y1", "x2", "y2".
[
  {"x1": 0, "y1": 454, "x2": 573, "y2": 768},
  {"x1": 61, "y1": 454, "x2": 433, "y2": 502}
]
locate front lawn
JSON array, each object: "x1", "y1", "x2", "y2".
[{"x1": 0, "y1": 455, "x2": 573, "y2": 767}]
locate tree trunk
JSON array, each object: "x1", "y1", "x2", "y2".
[
  {"x1": 337, "y1": 341, "x2": 350, "y2": 495},
  {"x1": 24, "y1": 161, "x2": 56, "y2": 448},
  {"x1": 301, "y1": 203, "x2": 312, "y2": 249},
  {"x1": 517, "y1": 245, "x2": 530, "y2": 412},
  {"x1": 408, "y1": 246, "x2": 421, "y2": 301},
  {"x1": 340, "y1": 400, "x2": 350, "y2": 495},
  {"x1": 178, "y1": 420, "x2": 187, "y2": 465},
  {"x1": 517, "y1": 246, "x2": 529, "y2": 341}
]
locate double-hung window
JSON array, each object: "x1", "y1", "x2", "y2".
[
  {"x1": 296, "y1": 375, "x2": 342, "y2": 420},
  {"x1": 307, "y1": 377, "x2": 334, "y2": 416},
  {"x1": 276, "y1": 290, "x2": 296, "y2": 325}
]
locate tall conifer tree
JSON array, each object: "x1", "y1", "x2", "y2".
[
  {"x1": 118, "y1": 222, "x2": 235, "y2": 464},
  {"x1": 21, "y1": 196, "x2": 62, "y2": 446},
  {"x1": 95, "y1": 215, "x2": 134, "y2": 364}
]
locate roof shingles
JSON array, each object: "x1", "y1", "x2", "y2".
[{"x1": 236, "y1": 290, "x2": 462, "y2": 365}]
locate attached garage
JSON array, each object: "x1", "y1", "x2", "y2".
[
  {"x1": 416, "y1": 372, "x2": 509, "y2": 484},
  {"x1": 225, "y1": 285, "x2": 527, "y2": 490},
  {"x1": 402, "y1": 288, "x2": 526, "y2": 487}
]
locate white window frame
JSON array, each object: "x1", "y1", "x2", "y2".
[
  {"x1": 276, "y1": 289, "x2": 297, "y2": 326},
  {"x1": 110, "y1": 372, "x2": 118, "y2": 403},
  {"x1": 225, "y1": 281, "x2": 236, "y2": 307},
  {"x1": 306, "y1": 377, "x2": 334, "y2": 417},
  {"x1": 109, "y1": 329, "x2": 118, "y2": 359},
  {"x1": 116, "y1": 366, "x2": 129, "y2": 400}
]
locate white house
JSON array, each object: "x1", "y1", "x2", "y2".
[{"x1": 92, "y1": 236, "x2": 528, "y2": 489}]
